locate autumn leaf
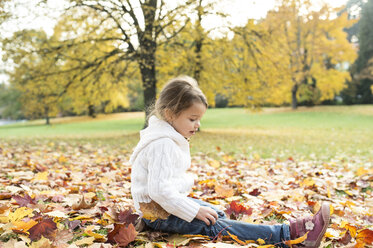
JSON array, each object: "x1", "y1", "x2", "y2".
[
  {"x1": 107, "y1": 223, "x2": 138, "y2": 247},
  {"x1": 12, "y1": 219, "x2": 38, "y2": 232},
  {"x1": 51, "y1": 229, "x2": 74, "y2": 248},
  {"x1": 356, "y1": 229, "x2": 373, "y2": 245},
  {"x1": 225, "y1": 201, "x2": 252, "y2": 219},
  {"x1": 215, "y1": 184, "x2": 234, "y2": 198},
  {"x1": 29, "y1": 236, "x2": 53, "y2": 248},
  {"x1": 28, "y1": 218, "x2": 57, "y2": 241},
  {"x1": 72, "y1": 194, "x2": 97, "y2": 210},
  {"x1": 140, "y1": 201, "x2": 170, "y2": 222},
  {"x1": 0, "y1": 192, "x2": 12, "y2": 200},
  {"x1": 284, "y1": 232, "x2": 308, "y2": 246},
  {"x1": 227, "y1": 231, "x2": 246, "y2": 245},
  {"x1": 116, "y1": 208, "x2": 140, "y2": 225},
  {"x1": 12, "y1": 194, "x2": 36, "y2": 207},
  {"x1": 7, "y1": 207, "x2": 34, "y2": 223}
]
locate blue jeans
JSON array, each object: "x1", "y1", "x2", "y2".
[{"x1": 143, "y1": 198, "x2": 290, "y2": 248}]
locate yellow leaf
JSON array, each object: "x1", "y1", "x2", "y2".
[
  {"x1": 8, "y1": 207, "x2": 34, "y2": 223},
  {"x1": 356, "y1": 167, "x2": 369, "y2": 176},
  {"x1": 12, "y1": 219, "x2": 38, "y2": 232},
  {"x1": 227, "y1": 231, "x2": 246, "y2": 245},
  {"x1": 208, "y1": 159, "x2": 220, "y2": 168},
  {"x1": 140, "y1": 201, "x2": 170, "y2": 222},
  {"x1": 75, "y1": 236, "x2": 95, "y2": 246},
  {"x1": 257, "y1": 238, "x2": 266, "y2": 245},
  {"x1": 34, "y1": 171, "x2": 48, "y2": 181},
  {"x1": 284, "y1": 232, "x2": 308, "y2": 246},
  {"x1": 84, "y1": 225, "x2": 106, "y2": 241}
]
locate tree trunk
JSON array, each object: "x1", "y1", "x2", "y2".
[
  {"x1": 45, "y1": 106, "x2": 50, "y2": 125},
  {"x1": 194, "y1": 0, "x2": 204, "y2": 82},
  {"x1": 140, "y1": 0, "x2": 157, "y2": 128},
  {"x1": 292, "y1": 84, "x2": 298, "y2": 109},
  {"x1": 88, "y1": 104, "x2": 96, "y2": 118}
]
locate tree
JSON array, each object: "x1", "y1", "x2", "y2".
[
  {"x1": 45, "y1": 0, "x2": 194, "y2": 125},
  {"x1": 261, "y1": 0, "x2": 357, "y2": 108},
  {"x1": 2, "y1": 30, "x2": 63, "y2": 124},
  {"x1": 355, "y1": 0, "x2": 373, "y2": 103}
]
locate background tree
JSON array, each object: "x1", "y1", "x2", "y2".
[
  {"x1": 261, "y1": 0, "x2": 356, "y2": 109},
  {"x1": 354, "y1": 0, "x2": 373, "y2": 103}
]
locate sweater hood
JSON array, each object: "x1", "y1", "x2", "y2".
[{"x1": 129, "y1": 115, "x2": 190, "y2": 164}]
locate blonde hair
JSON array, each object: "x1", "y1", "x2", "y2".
[{"x1": 150, "y1": 76, "x2": 208, "y2": 121}]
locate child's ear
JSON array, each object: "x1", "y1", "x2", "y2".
[{"x1": 164, "y1": 108, "x2": 173, "y2": 123}]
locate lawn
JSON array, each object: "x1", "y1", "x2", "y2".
[
  {"x1": 0, "y1": 105, "x2": 373, "y2": 248},
  {"x1": 1, "y1": 105, "x2": 372, "y2": 160}
]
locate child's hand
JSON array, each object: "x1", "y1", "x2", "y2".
[{"x1": 196, "y1": 206, "x2": 218, "y2": 225}]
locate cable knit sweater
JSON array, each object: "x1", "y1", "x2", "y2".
[{"x1": 130, "y1": 115, "x2": 200, "y2": 222}]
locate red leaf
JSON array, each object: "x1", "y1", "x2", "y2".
[
  {"x1": 28, "y1": 218, "x2": 57, "y2": 241},
  {"x1": 107, "y1": 223, "x2": 137, "y2": 247},
  {"x1": 249, "y1": 188, "x2": 261, "y2": 196},
  {"x1": 117, "y1": 208, "x2": 139, "y2": 225},
  {"x1": 225, "y1": 201, "x2": 253, "y2": 218},
  {"x1": 13, "y1": 194, "x2": 36, "y2": 207}
]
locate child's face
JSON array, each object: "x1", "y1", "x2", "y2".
[{"x1": 170, "y1": 101, "x2": 206, "y2": 139}]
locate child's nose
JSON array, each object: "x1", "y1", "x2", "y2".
[{"x1": 195, "y1": 120, "x2": 201, "y2": 129}]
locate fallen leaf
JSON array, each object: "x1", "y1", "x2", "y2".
[
  {"x1": 227, "y1": 231, "x2": 245, "y2": 245},
  {"x1": 356, "y1": 229, "x2": 373, "y2": 245},
  {"x1": 116, "y1": 208, "x2": 140, "y2": 225},
  {"x1": 215, "y1": 184, "x2": 234, "y2": 198},
  {"x1": 284, "y1": 232, "x2": 308, "y2": 246},
  {"x1": 74, "y1": 236, "x2": 95, "y2": 246},
  {"x1": 140, "y1": 201, "x2": 170, "y2": 221},
  {"x1": 107, "y1": 223, "x2": 137, "y2": 247},
  {"x1": 72, "y1": 194, "x2": 97, "y2": 210},
  {"x1": 28, "y1": 218, "x2": 57, "y2": 241}
]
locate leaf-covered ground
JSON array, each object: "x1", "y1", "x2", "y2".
[{"x1": 0, "y1": 140, "x2": 372, "y2": 247}]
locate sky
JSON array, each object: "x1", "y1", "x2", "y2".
[{"x1": 0, "y1": 0, "x2": 349, "y2": 84}]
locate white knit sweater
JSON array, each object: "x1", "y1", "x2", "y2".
[{"x1": 130, "y1": 116, "x2": 200, "y2": 222}]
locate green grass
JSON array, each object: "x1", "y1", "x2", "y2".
[{"x1": 1, "y1": 105, "x2": 372, "y2": 160}]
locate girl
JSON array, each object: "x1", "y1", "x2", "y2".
[{"x1": 130, "y1": 76, "x2": 330, "y2": 248}]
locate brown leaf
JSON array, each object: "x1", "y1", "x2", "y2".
[
  {"x1": 13, "y1": 194, "x2": 36, "y2": 207},
  {"x1": 107, "y1": 223, "x2": 137, "y2": 247},
  {"x1": 72, "y1": 194, "x2": 97, "y2": 210},
  {"x1": 0, "y1": 192, "x2": 12, "y2": 200},
  {"x1": 116, "y1": 208, "x2": 139, "y2": 225},
  {"x1": 28, "y1": 218, "x2": 57, "y2": 241},
  {"x1": 140, "y1": 201, "x2": 170, "y2": 221},
  {"x1": 215, "y1": 184, "x2": 234, "y2": 198},
  {"x1": 356, "y1": 229, "x2": 373, "y2": 245},
  {"x1": 51, "y1": 230, "x2": 74, "y2": 248}
]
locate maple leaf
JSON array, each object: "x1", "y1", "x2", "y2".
[
  {"x1": 215, "y1": 184, "x2": 235, "y2": 198},
  {"x1": 13, "y1": 194, "x2": 36, "y2": 207},
  {"x1": 356, "y1": 229, "x2": 373, "y2": 245},
  {"x1": 140, "y1": 201, "x2": 170, "y2": 222},
  {"x1": 72, "y1": 194, "x2": 97, "y2": 210},
  {"x1": 107, "y1": 223, "x2": 137, "y2": 247},
  {"x1": 116, "y1": 208, "x2": 139, "y2": 225},
  {"x1": 28, "y1": 218, "x2": 57, "y2": 241},
  {"x1": 225, "y1": 201, "x2": 252, "y2": 219},
  {"x1": 51, "y1": 229, "x2": 74, "y2": 248}
]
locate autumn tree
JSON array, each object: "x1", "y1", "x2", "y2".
[
  {"x1": 44, "y1": 0, "x2": 194, "y2": 124},
  {"x1": 2, "y1": 30, "x2": 62, "y2": 124},
  {"x1": 260, "y1": 0, "x2": 357, "y2": 108}
]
